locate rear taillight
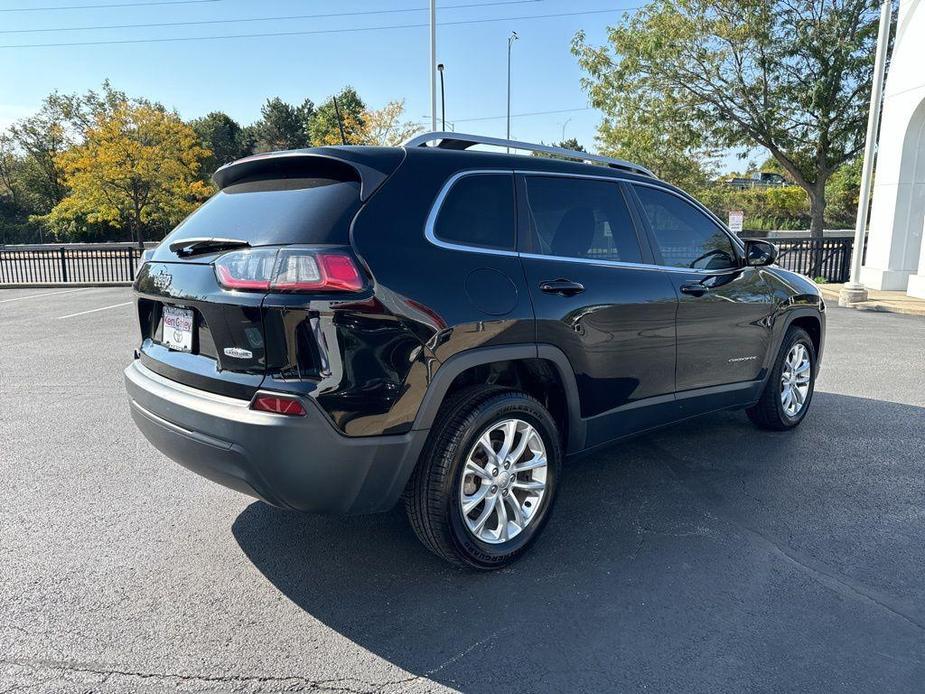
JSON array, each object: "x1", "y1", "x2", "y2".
[
  {"x1": 214, "y1": 248, "x2": 363, "y2": 293},
  {"x1": 251, "y1": 394, "x2": 307, "y2": 416}
]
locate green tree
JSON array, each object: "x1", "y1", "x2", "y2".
[
  {"x1": 310, "y1": 87, "x2": 367, "y2": 145},
  {"x1": 575, "y1": 65, "x2": 717, "y2": 192},
  {"x1": 191, "y1": 111, "x2": 250, "y2": 175},
  {"x1": 825, "y1": 156, "x2": 863, "y2": 227},
  {"x1": 6, "y1": 100, "x2": 72, "y2": 213},
  {"x1": 555, "y1": 137, "x2": 585, "y2": 152},
  {"x1": 531, "y1": 137, "x2": 591, "y2": 161},
  {"x1": 573, "y1": 0, "x2": 889, "y2": 238},
  {"x1": 251, "y1": 97, "x2": 313, "y2": 152}
]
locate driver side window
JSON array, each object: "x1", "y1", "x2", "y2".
[{"x1": 633, "y1": 185, "x2": 737, "y2": 270}]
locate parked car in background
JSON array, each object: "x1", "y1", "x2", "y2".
[
  {"x1": 725, "y1": 171, "x2": 789, "y2": 189},
  {"x1": 124, "y1": 132, "x2": 825, "y2": 569}
]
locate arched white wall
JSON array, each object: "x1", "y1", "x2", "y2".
[{"x1": 862, "y1": 0, "x2": 925, "y2": 291}]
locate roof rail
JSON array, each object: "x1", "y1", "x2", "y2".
[{"x1": 403, "y1": 131, "x2": 656, "y2": 178}]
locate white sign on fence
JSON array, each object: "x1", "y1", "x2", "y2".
[{"x1": 728, "y1": 210, "x2": 744, "y2": 234}]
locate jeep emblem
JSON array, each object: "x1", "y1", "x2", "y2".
[{"x1": 152, "y1": 269, "x2": 172, "y2": 290}]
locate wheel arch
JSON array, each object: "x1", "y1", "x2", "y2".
[
  {"x1": 765, "y1": 306, "x2": 825, "y2": 376},
  {"x1": 411, "y1": 344, "x2": 586, "y2": 455}
]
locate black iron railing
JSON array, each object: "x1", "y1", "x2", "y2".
[
  {"x1": 0, "y1": 243, "x2": 147, "y2": 285},
  {"x1": 773, "y1": 236, "x2": 864, "y2": 283},
  {"x1": 0, "y1": 237, "x2": 864, "y2": 287}
]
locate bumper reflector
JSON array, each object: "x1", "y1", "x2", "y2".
[{"x1": 251, "y1": 395, "x2": 307, "y2": 416}]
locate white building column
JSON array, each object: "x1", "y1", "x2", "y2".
[
  {"x1": 908, "y1": 215, "x2": 925, "y2": 297},
  {"x1": 861, "y1": 0, "x2": 925, "y2": 291}
]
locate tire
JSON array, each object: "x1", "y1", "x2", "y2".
[
  {"x1": 404, "y1": 386, "x2": 562, "y2": 569},
  {"x1": 747, "y1": 326, "x2": 817, "y2": 431}
]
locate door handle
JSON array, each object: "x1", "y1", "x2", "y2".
[
  {"x1": 680, "y1": 281, "x2": 709, "y2": 297},
  {"x1": 539, "y1": 279, "x2": 585, "y2": 297}
]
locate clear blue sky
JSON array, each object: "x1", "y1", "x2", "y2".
[{"x1": 0, "y1": 0, "x2": 748, "y2": 170}]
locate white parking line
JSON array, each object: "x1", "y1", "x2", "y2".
[
  {"x1": 57, "y1": 301, "x2": 133, "y2": 320},
  {"x1": 0, "y1": 288, "x2": 86, "y2": 304}
]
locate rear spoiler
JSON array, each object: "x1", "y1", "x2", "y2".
[{"x1": 212, "y1": 146, "x2": 404, "y2": 202}]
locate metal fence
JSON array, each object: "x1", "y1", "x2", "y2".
[
  {"x1": 773, "y1": 236, "x2": 864, "y2": 283},
  {"x1": 0, "y1": 243, "x2": 148, "y2": 286},
  {"x1": 0, "y1": 237, "x2": 863, "y2": 287}
]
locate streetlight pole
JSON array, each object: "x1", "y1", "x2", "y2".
[
  {"x1": 560, "y1": 117, "x2": 573, "y2": 142},
  {"x1": 429, "y1": 0, "x2": 437, "y2": 132},
  {"x1": 437, "y1": 63, "x2": 446, "y2": 131},
  {"x1": 506, "y1": 31, "x2": 518, "y2": 152},
  {"x1": 840, "y1": 0, "x2": 893, "y2": 306}
]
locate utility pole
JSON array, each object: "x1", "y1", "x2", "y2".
[
  {"x1": 430, "y1": 0, "x2": 437, "y2": 132},
  {"x1": 840, "y1": 0, "x2": 893, "y2": 306},
  {"x1": 506, "y1": 31, "x2": 518, "y2": 152},
  {"x1": 438, "y1": 63, "x2": 446, "y2": 131}
]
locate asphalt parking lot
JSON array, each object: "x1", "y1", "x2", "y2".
[{"x1": 1, "y1": 286, "x2": 923, "y2": 693}]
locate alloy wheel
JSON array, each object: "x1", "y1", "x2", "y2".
[
  {"x1": 780, "y1": 343, "x2": 811, "y2": 417},
  {"x1": 458, "y1": 418, "x2": 548, "y2": 544}
]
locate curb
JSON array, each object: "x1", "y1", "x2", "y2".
[{"x1": 818, "y1": 285, "x2": 925, "y2": 317}]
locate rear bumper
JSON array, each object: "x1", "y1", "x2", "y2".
[{"x1": 124, "y1": 360, "x2": 427, "y2": 514}]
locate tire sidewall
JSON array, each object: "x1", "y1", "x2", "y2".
[
  {"x1": 773, "y1": 329, "x2": 817, "y2": 427},
  {"x1": 444, "y1": 394, "x2": 561, "y2": 569}
]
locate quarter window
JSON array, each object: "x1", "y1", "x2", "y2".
[
  {"x1": 523, "y1": 176, "x2": 643, "y2": 263},
  {"x1": 633, "y1": 185, "x2": 737, "y2": 270},
  {"x1": 434, "y1": 173, "x2": 515, "y2": 250}
]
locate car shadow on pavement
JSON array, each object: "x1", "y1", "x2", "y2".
[{"x1": 232, "y1": 392, "x2": 925, "y2": 692}]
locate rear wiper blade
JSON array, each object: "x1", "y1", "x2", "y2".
[{"x1": 169, "y1": 237, "x2": 250, "y2": 257}]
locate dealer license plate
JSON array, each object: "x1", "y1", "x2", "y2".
[{"x1": 162, "y1": 305, "x2": 194, "y2": 352}]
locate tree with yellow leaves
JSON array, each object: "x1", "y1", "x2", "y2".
[
  {"x1": 45, "y1": 102, "x2": 211, "y2": 244},
  {"x1": 363, "y1": 100, "x2": 422, "y2": 146}
]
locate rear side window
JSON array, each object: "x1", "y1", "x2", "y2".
[
  {"x1": 164, "y1": 171, "x2": 361, "y2": 250},
  {"x1": 633, "y1": 185, "x2": 738, "y2": 270},
  {"x1": 523, "y1": 176, "x2": 643, "y2": 263},
  {"x1": 434, "y1": 173, "x2": 515, "y2": 250}
]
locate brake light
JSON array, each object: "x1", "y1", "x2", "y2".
[
  {"x1": 251, "y1": 394, "x2": 306, "y2": 416},
  {"x1": 214, "y1": 248, "x2": 276, "y2": 291},
  {"x1": 214, "y1": 248, "x2": 364, "y2": 293}
]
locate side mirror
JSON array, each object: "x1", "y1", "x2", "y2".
[{"x1": 743, "y1": 239, "x2": 778, "y2": 267}]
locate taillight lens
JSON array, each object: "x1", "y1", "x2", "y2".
[
  {"x1": 214, "y1": 248, "x2": 363, "y2": 293},
  {"x1": 214, "y1": 249, "x2": 275, "y2": 291},
  {"x1": 251, "y1": 394, "x2": 306, "y2": 416}
]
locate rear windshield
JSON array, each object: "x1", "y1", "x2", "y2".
[{"x1": 163, "y1": 174, "x2": 361, "y2": 250}]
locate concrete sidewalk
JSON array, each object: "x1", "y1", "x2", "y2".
[{"x1": 819, "y1": 283, "x2": 925, "y2": 316}]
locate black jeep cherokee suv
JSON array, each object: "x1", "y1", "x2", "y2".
[{"x1": 125, "y1": 132, "x2": 825, "y2": 569}]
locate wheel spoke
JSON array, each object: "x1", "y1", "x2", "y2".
[
  {"x1": 472, "y1": 494, "x2": 498, "y2": 533},
  {"x1": 465, "y1": 459, "x2": 492, "y2": 481},
  {"x1": 477, "y1": 433, "x2": 497, "y2": 462},
  {"x1": 462, "y1": 485, "x2": 489, "y2": 514},
  {"x1": 496, "y1": 495, "x2": 510, "y2": 541},
  {"x1": 496, "y1": 420, "x2": 518, "y2": 462},
  {"x1": 513, "y1": 455, "x2": 546, "y2": 473},
  {"x1": 504, "y1": 494, "x2": 524, "y2": 528},
  {"x1": 506, "y1": 428, "x2": 531, "y2": 465},
  {"x1": 793, "y1": 386, "x2": 805, "y2": 405},
  {"x1": 513, "y1": 478, "x2": 545, "y2": 492}
]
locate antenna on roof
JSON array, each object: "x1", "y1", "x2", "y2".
[{"x1": 332, "y1": 95, "x2": 347, "y2": 145}]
